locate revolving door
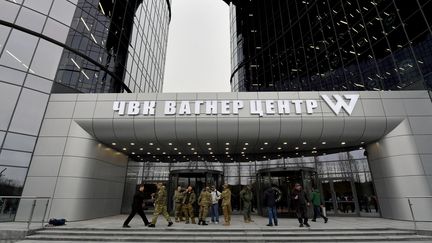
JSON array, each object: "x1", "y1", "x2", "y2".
[
  {"x1": 256, "y1": 167, "x2": 317, "y2": 217},
  {"x1": 167, "y1": 169, "x2": 224, "y2": 214}
]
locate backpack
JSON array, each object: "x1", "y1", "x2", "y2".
[{"x1": 48, "y1": 218, "x2": 66, "y2": 226}]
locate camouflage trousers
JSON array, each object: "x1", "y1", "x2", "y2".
[
  {"x1": 151, "y1": 204, "x2": 172, "y2": 224},
  {"x1": 175, "y1": 203, "x2": 184, "y2": 221},
  {"x1": 183, "y1": 203, "x2": 195, "y2": 223},
  {"x1": 243, "y1": 202, "x2": 252, "y2": 221},
  {"x1": 199, "y1": 205, "x2": 209, "y2": 220},
  {"x1": 222, "y1": 204, "x2": 232, "y2": 223}
]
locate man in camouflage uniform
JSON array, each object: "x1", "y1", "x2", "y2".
[
  {"x1": 182, "y1": 186, "x2": 196, "y2": 224},
  {"x1": 221, "y1": 184, "x2": 232, "y2": 226},
  {"x1": 240, "y1": 185, "x2": 254, "y2": 223},
  {"x1": 174, "y1": 186, "x2": 184, "y2": 222},
  {"x1": 198, "y1": 187, "x2": 212, "y2": 226},
  {"x1": 148, "y1": 183, "x2": 173, "y2": 227}
]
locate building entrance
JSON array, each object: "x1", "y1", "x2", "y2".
[
  {"x1": 321, "y1": 177, "x2": 360, "y2": 216},
  {"x1": 167, "y1": 169, "x2": 223, "y2": 214},
  {"x1": 256, "y1": 167, "x2": 316, "y2": 217}
]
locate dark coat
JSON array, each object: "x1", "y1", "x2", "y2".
[
  {"x1": 291, "y1": 189, "x2": 310, "y2": 207},
  {"x1": 263, "y1": 187, "x2": 277, "y2": 207},
  {"x1": 132, "y1": 191, "x2": 146, "y2": 209}
]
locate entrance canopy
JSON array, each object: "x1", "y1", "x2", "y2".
[{"x1": 71, "y1": 92, "x2": 402, "y2": 162}]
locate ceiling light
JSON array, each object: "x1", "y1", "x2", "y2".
[
  {"x1": 191, "y1": 148, "x2": 195, "y2": 151},
  {"x1": 341, "y1": 142, "x2": 346, "y2": 145},
  {"x1": 295, "y1": 147, "x2": 299, "y2": 150},
  {"x1": 131, "y1": 152, "x2": 135, "y2": 155},
  {"x1": 162, "y1": 152, "x2": 166, "y2": 155},
  {"x1": 187, "y1": 142, "x2": 192, "y2": 146},
  {"x1": 260, "y1": 148, "x2": 264, "y2": 150},
  {"x1": 156, "y1": 148, "x2": 160, "y2": 150},
  {"x1": 277, "y1": 147, "x2": 282, "y2": 150},
  {"x1": 178, "y1": 152, "x2": 182, "y2": 155},
  {"x1": 147, "y1": 152, "x2": 151, "y2": 155},
  {"x1": 264, "y1": 142, "x2": 268, "y2": 145},
  {"x1": 243, "y1": 147, "x2": 247, "y2": 150},
  {"x1": 225, "y1": 148, "x2": 229, "y2": 150},
  {"x1": 122, "y1": 148, "x2": 127, "y2": 151},
  {"x1": 225, "y1": 142, "x2": 230, "y2": 145},
  {"x1": 194, "y1": 152, "x2": 197, "y2": 154},
  {"x1": 225, "y1": 152, "x2": 229, "y2": 154},
  {"x1": 245, "y1": 142, "x2": 249, "y2": 146},
  {"x1": 313, "y1": 147, "x2": 316, "y2": 150},
  {"x1": 322, "y1": 141, "x2": 326, "y2": 145},
  {"x1": 174, "y1": 148, "x2": 178, "y2": 150},
  {"x1": 168, "y1": 142, "x2": 173, "y2": 146},
  {"x1": 206, "y1": 142, "x2": 211, "y2": 145},
  {"x1": 283, "y1": 142, "x2": 288, "y2": 145},
  {"x1": 112, "y1": 142, "x2": 116, "y2": 146},
  {"x1": 130, "y1": 142, "x2": 135, "y2": 146},
  {"x1": 303, "y1": 142, "x2": 307, "y2": 145},
  {"x1": 139, "y1": 148, "x2": 143, "y2": 151},
  {"x1": 210, "y1": 152, "x2": 213, "y2": 154},
  {"x1": 361, "y1": 141, "x2": 365, "y2": 144},
  {"x1": 149, "y1": 142, "x2": 154, "y2": 146},
  {"x1": 208, "y1": 148, "x2": 212, "y2": 150}
]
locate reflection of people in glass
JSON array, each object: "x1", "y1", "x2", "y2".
[{"x1": 310, "y1": 188, "x2": 328, "y2": 223}]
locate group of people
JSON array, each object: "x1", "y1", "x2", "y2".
[
  {"x1": 123, "y1": 182, "x2": 328, "y2": 228},
  {"x1": 174, "y1": 184, "x2": 234, "y2": 226}
]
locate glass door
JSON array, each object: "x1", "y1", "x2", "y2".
[{"x1": 320, "y1": 177, "x2": 360, "y2": 216}]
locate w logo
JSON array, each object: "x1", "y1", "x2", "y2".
[{"x1": 321, "y1": 94, "x2": 359, "y2": 116}]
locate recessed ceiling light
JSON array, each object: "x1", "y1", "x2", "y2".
[
  {"x1": 303, "y1": 142, "x2": 307, "y2": 145},
  {"x1": 322, "y1": 141, "x2": 326, "y2": 145},
  {"x1": 156, "y1": 148, "x2": 160, "y2": 150},
  {"x1": 225, "y1": 148, "x2": 229, "y2": 150},
  {"x1": 178, "y1": 152, "x2": 182, "y2": 155},
  {"x1": 296, "y1": 153, "x2": 299, "y2": 155},
  {"x1": 313, "y1": 147, "x2": 316, "y2": 150},
  {"x1": 243, "y1": 147, "x2": 247, "y2": 150},
  {"x1": 191, "y1": 148, "x2": 195, "y2": 150},
  {"x1": 283, "y1": 142, "x2": 288, "y2": 145},
  {"x1": 131, "y1": 152, "x2": 135, "y2": 155},
  {"x1": 210, "y1": 151, "x2": 213, "y2": 154},
  {"x1": 225, "y1": 152, "x2": 229, "y2": 154},
  {"x1": 174, "y1": 148, "x2": 178, "y2": 150},
  {"x1": 139, "y1": 148, "x2": 143, "y2": 151},
  {"x1": 187, "y1": 142, "x2": 192, "y2": 146},
  {"x1": 241, "y1": 152, "x2": 245, "y2": 154},
  {"x1": 359, "y1": 147, "x2": 364, "y2": 150},
  {"x1": 361, "y1": 141, "x2": 365, "y2": 144},
  {"x1": 341, "y1": 142, "x2": 346, "y2": 145},
  {"x1": 112, "y1": 142, "x2": 116, "y2": 146},
  {"x1": 295, "y1": 147, "x2": 299, "y2": 150},
  {"x1": 122, "y1": 148, "x2": 127, "y2": 151},
  {"x1": 278, "y1": 147, "x2": 282, "y2": 150},
  {"x1": 225, "y1": 142, "x2": 230, "y2": 145},
  {"x1": 245, "y1": 142, "x2": 249, "y2": 145},
  {"x1": 208, "y1": 148, "x2": 212, "y2": 150},
  {"x1": 147, "y1": 152, "x2": 151, "y2": 155},
  {"x1": 194, "y1": 152, "x2": 197, "y2": 154},
  {"x1": 149, "y1": 142, "x2": 153, "y2": 146},
  {"x1": 168, "y1": 142, "x2": 172, "y2": 146},
  {"x1": 162, "y1": 152, "x2": 166, "y2": 155},
  {"x1": 260, "y1": 148, "x2": 264, "y2": 150},
  {"x1": 264, "y1": 142, "x2": 268, "y2": 145},
  {"x1": 206, "y1": 142, "x2": 211, "y2": 145}
]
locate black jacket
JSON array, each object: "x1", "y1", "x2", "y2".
[
  {"x1": 291, "y1": 189, "x2": 310, "y2": 207},
  {"x1": 263, "y1": 187, "x2": 277, "y2": 207},
  {"x1": 132, "y1": 191, "x2": 146, "y2": 209}
]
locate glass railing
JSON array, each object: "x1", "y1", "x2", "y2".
[{"x1": 0, "y1": 196, "x2": 50, "y2": 229}]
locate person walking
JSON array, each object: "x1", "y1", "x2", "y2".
[
  {"x1": 210, "y1": 186, "x2": 221, "y2": 224},
  {"x1": 174, "y1": 186, "x2": 185, "y2": 222},
  {"x1": 148, "y1": 183, "x2": 173, "y2": 227},
  {"x1": 292, "y1": 183, "x2": 311, "y2": 227},
  {"x1": 311, "y1": 188, "x2": 328, "y2": 223},
  {"x1": 240, "y1": 185, "x2": 254, "y2": 223},
  {"x1": 123, "y1": 184, "x2": 150, "y2": 228},
  {"x1": 220, "y1": 184, "x2": 232, "y2": 226},
  {"x1": 263, "y1": 186, "x2": 278, "y2": 226},
  {"x1": 198, "y1": 187, "x2": 212, "y2": 225},
  {"x1": 182, "y1": 186, "x2": 196, "y2": 224}
]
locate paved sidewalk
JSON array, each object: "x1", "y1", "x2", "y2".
[{"x1": 50, "y1": 214, "x2": 432, "y2": 231}]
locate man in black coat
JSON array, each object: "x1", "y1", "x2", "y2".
[
  {"x1": 291, "y1": 183, "x2": 311, "y2": 227},
  {"x1": 123, "y1": 184, "x2": 150, "y2": 228},
  {"x1": 263, "y1": 186, "x2": 278, "y2": 226}
]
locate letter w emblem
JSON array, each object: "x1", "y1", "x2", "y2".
[{"x1": 321, "y1": 94, "x2": 359, "y2": 116}]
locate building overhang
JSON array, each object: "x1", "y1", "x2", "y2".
[{"x1": 43, "y1": 91, "x2": 424, "y2": 163}]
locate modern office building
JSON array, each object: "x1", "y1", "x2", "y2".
[
  {"x1": 0, "y1": 0, "x2": 171, "y2": 209},
  {"x1": 0, "y1": 0, "x2": 431, "y2": 225},
  {"x1": 227, "y1": 0, "x2": 432, "y2": 92}
]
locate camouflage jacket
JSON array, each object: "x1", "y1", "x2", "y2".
[
  {"x1": 174, "y1": 190, "x2": 184, "y2": 204},
  {"x1": 221, "y1": 188, "x2": 232, "y2": 206},
  {"x1": 183, "y1": 191, "x2": 196, "y2": 205},
  {"x1": 154, "y1": 186, "x2": 167, "y2": 205},
  {"x1": 240, "y1": 189, "x2": 253, "y2": 203},
  {"x1": 198, "y1": 190, "x2": 212, "y2": 207}
]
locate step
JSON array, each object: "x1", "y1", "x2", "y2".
[
  {"x1": 31, "y1": 229, "x2": 416, "y2": 237},
  {"x1": 23, "y1": 234, "x2": 432, "y2": 242}
]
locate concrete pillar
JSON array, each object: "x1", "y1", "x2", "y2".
[{"x1": 367, "y1": 119, "x2": 432, "y2": 221}]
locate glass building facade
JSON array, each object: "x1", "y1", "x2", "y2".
[
  {"x1": 0, "y1": 0, "x2": 171, "y2": 204},
  {"x1": 228, "y1": 0, "x2": 432, "y2": 92}
]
